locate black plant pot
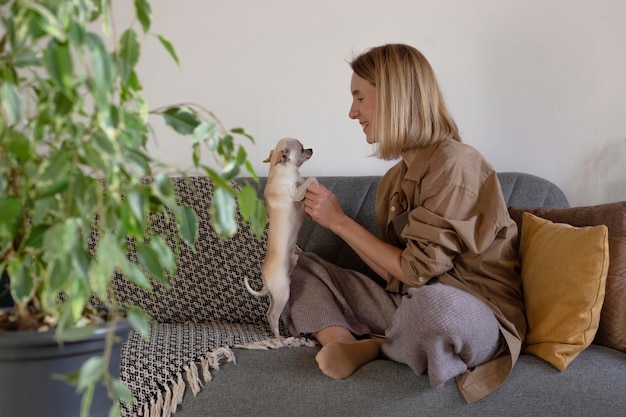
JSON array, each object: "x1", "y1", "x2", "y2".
[{"x1": 0, "y1": 318, "x2": 132, "y2": 417}]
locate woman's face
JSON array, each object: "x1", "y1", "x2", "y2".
[{"x1": 349, "y1": 72, "x2": 377, "y2": 144}]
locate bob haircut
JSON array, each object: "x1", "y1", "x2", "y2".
[{"x1": 350, "y1": 44, "x2": 461, "y2": 160}]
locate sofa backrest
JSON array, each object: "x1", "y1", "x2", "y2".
[
  {"x1": 497, "y1": 172, "x2": 569, "y2": 208},
  {"x1": 93, "y1": 172, "x2": 569, "y2": 326},
  {"x1": 237, "y1": 172, "x2": 569, "y2": 277}
]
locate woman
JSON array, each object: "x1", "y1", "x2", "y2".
[{"x1": 282, "y1": 44, "x2": 526, "y2": 403}]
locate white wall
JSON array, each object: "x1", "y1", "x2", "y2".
[{"x1": 123, "y1": 0, "x2": 626, "y2": 206}]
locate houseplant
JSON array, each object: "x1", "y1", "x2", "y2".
[{"x1": 0, "y1": 0, "x2": 266, "y2": 416}]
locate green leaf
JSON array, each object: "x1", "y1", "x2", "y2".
[
  {"x1": 36, "y1": 177, "x2": 69, "y2": 199},
  {"x1": 236, "y1": 184, "x2": 259, "y2": 221},
  {"x1": 65, "y1": 279, "x2": 90, "y2": 324},
  {"x1": 161, "y1": 107, "x2": 201, "y2": 135},
  {"x1": 51, "y1": 91, "x2": 74, "y2": 117},
  {"x1": 157, "y1": 34, "x2": 179, "y2": 67},
  {"x1": 43, "y1": 40, "x2": 73, "y2": 91},
  {"x1": 92, "y1": 234, "x2": 119, "y2": 299},
  {"x1": 136, "y1": 243, "x2": 165, "y2": 283},
  {"x1": 52, "y1": 370, "x2": 79, "y2": 386},
  {"x1": 192, "y1": 121, "x2": 215, "y2": 144},
  {"x1": 85, "y1": 32, "x2": 114, "y2": 113},
  {"x1": 0, "y1": 197, "x2": 22, "y2": 242},
  {"x1": 93, "y1": 130, "x2": 116, "y2": 156},
  {"x1": 231, "y1": 127, "x2": 255, "y2": 143},
  {"x1": 221, "y1": 160, "x2": 240, "y2": 180},
  {"x1": 121, "y1": 69, "x2": 143, "y2": 95},
  {"x1": 8, "y1": 257, "x2": 35, "y2": 305},
  {"x1": 80, "y1": 383, "x2": 95, "y2": 417},
  {"x1": 249, "y1": 202, "x2": 268, "y2": 238},
  {"x1": 107, "y1": 402, "x2": 122, "y2": 417},
  {"x1": 111, "y1": 378, "x2": 134, "y2": 404},
  {"x1": 218, "y1": 134, "x2": 234, "y2": 158},
  {"x1": 202, "y1": 167, "x2": 235, "y2": 193},
  {"x1": 71, "y1": 248, "x2": 91, "y2": 281},
  {"x1": 126, "y1": 307, "x2": 151, "y2": 340},
  {"x1": 67, "y1": 18, "x2": 86, "y2": 46},
  {"x1": 77, "y1": 356, "x2": 104, "y2": 392},
  {"x1": 244, "y1": 160, "x2": 259, "y2": 181},
  {"x1": 24, "y1": 1, "x2": 66, "y2": 42},
  {"x1": 0, "y1": 83, "x2": 21, "y2": 124},
  {"x1": 123, "y1": 148, "x2": 152, "y2": 174},
  {"x1": 149, "y1": 236, "x2": 175, "y2": 276},
  {"x1": 13, "y1": 48, "x2": 40, "y2": 67},
  {"x1": 134, "y1": 0, "x2": 152, "y2": 33},
  {"x1": 177, "y1": 204, "x2": 198, "y2": 245},
  {"x1": 154, "y1": 172, "x2": 175, "y2": 200},
  {"x1": 118, "y1": 29, "x2": 140, "y2": 82},
  {"x1": 47, "y1": 258, "x2": 71, "y2": 293},
  {"x1": 22, "y1": 224, "x2": 47, "y2": 252},
  {"x1": 122, "y1": 261, "x2": 152, "y2": 291},
  {"x1": 39, "y1": 151, "x2": 70, "y2": 182},
  {"x1": 211, "y1": 187, "x2": 237, "y2": 238},
  {"x1": 86, "y1": 32, "x2": 114, "y2": 88},
  {"x1": 235, "y1": 145, "x2": 248, "y2": 165},
  {"x1": 127, "y1": 191, "x2": 146, "y2": 230},
  {"x1": 42, "y1": 220, "x2": 79, "y2": 262}
]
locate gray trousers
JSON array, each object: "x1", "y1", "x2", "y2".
[{"x1": 282, "y1": 252, "x2": 501, "y2": 388}]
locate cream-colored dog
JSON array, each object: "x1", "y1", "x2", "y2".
[{"x1": 245, "y1": 138, "x2": 317, "y2": 337}]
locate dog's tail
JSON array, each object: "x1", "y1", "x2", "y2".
[{"x1": 244, "y1": 276, "x2": 269, "y2": 297}]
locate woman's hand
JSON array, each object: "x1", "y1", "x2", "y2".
[
  {"x1": 304, "y1": 182, "x2": 407, "y2": 284},
  {"x1": 303, "y1": 183, "x2": 346, "y2": 231}
]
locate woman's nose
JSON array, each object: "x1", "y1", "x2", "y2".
[{"x1": 348, "y1": 104, "x2": 358, "y2": 119}]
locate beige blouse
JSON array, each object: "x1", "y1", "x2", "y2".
[{"x1": 375, "y1": 138, "x2": 527, "y2": 403}]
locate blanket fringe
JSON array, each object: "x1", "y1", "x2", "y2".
[
  {"x1": 234, "y1": 336, "x2": 317, "y2": 350},
  {"x1": 184, "y1": 362, "x2": 202, "y2": 395}
]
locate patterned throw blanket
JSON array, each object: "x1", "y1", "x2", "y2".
[
  {"x1": 110, "y1": 177, "x2": 315, "y2": 416},
  {"x1": 120, "y1": 322, "x2": 314, "y2": 417}
]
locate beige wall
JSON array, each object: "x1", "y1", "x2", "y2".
[{"x1": 121, "y1": 0, "x2": 626, "y2": 206}]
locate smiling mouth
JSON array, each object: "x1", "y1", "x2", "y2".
[{"x1": 360, "y1": 122, "x2": 369, "y2": 129}]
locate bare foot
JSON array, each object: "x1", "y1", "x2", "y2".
[{"x1": 315, "y1": 338, "x2": 380, "y2": 379}]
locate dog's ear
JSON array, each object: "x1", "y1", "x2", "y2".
[
  {"x1": 263, "y1": 150, "x2": 274, "y2": 163},
  {"x1": 274, "y1": 150, "x2": 287, "y2": 165}
]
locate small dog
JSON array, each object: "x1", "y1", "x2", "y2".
[{"x1": 245, "y1": 138, "x2": 317, "y2": 337}]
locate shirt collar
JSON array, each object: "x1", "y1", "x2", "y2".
[{"x1": 400, "y1": 143, "x2": 440, "y2": 181}]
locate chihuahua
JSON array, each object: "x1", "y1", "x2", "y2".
[{"x1": 245, "y1": 138, "x2": 317, "y2": 337}]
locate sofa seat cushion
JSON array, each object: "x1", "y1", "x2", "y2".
[{"x1": 173, "y1": 344, "x2": 626, "y2": 417}]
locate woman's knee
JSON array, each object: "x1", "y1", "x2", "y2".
[{"x1": 390, "y1": 284, "x2": 501, "y2": 366}]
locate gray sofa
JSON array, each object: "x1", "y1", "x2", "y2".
[{"x1": 117, "y1": 173, "x2": 626, "y2": 417}]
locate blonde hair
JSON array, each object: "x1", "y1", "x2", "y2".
[{"x1": 350, "y1": 44, "x2": 461, "y2": 160}]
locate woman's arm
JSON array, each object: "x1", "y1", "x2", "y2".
[{"x1": 303, "y1": 183, "x2": 408, "y2": 284}]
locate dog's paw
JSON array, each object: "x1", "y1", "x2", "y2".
[{"x1": 294, "y1": 177, "x2": 317, "y2": 201}]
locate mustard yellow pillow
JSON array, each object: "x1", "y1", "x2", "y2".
[{"x1": 520, "y1": 212, "x2": 609, "y2": 371}]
